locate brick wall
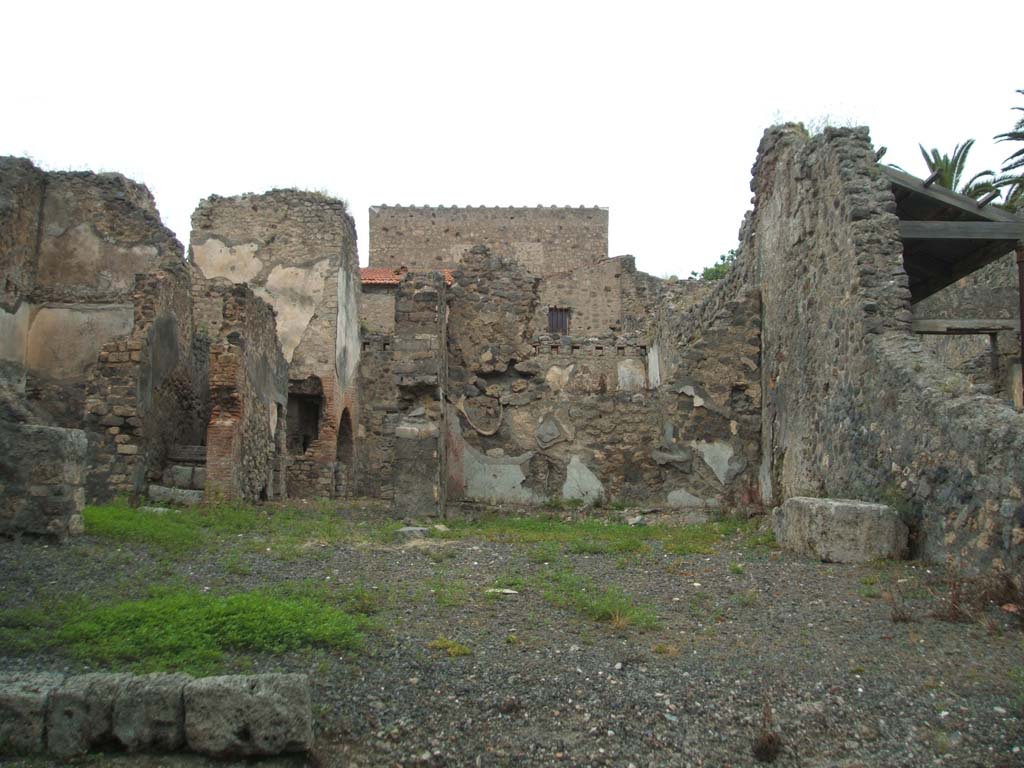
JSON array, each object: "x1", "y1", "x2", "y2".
[
  {"x1": 204, "y1": 284, "x2": 289, "y2": 502},
  {"x1": 369, "y1": 206, "x2": 608, "y2": 277}
]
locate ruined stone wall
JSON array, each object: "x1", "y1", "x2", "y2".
[
  {"x1": 392, "y1": 274, "x2": 447, "y2": 518},
  {"x1": 190, "y1": 190, "x2": 361, "y2": 498},
  {"x1": 0, "y1": 158, "x2": 44, "y2": 391},
  {"x1": 0, "y1": 160, "x2": 181, "y2": 426},
  {"x1": 750, "y1": 125, "x2": 1024, "y2": 574},
  {"x1": 82, "y1": 264, "x2": 202, "y2": 501},
  {"x1": 204, "y1": 284, "x2": 288, "y2": 502},
  {"x1": 442, "y1": 249, "x2": 759, "y2": 509},
  {"x1": 369, "y1": 206, "x2": 608, "y2": 276}
]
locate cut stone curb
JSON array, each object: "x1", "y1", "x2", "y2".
[
  {"x1": 48, "y1": 672, "x2": 133, "y2": 757},
  {"x1": 0, "y1": 673, "x2": 64, "y2": 753},
  {"x1": 184, "y1": 674, "x2": 312, "y2": 756},
  {"x1": 112, "y1": 673, "x2": 191, "y2": 751}
]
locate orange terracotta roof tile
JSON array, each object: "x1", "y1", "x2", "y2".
[{"x1": 360, "y1": 267, "x2": 455, "y2": 286}]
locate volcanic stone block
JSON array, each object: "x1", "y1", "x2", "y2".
[
  {"x1": 771, "y1": 497, "x2": 908, "y2": 563},
  {"x1": 183, "y1": 674, "x2": 312, "y2": 756},
  {"x1": 0, "y1": 673, "x2": 64, "y2": 753},
  {"x1": 112, "y1": 673, "x2": 190, "y2": 751},
  {"x1": 47, "y1": 673, "x2": 132, "y2": 757}
]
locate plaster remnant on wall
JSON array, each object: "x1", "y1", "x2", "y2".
[
  {"x1": 25, "y1": 305, "x2": 134, "y2": 379},
  {"x1": 0, "y1": 303, "x2": 30, "y2": 376},
  {"x1": 256, "y1": 261, "x2": 329, "y2": 362},
  {"x1": 562, "y1": 455, "x2": 604, "y2": 504},
  {"x1": 690, "y1": 440, "x2": 742, "y2": 485},
  {"x1": 461, "y1": 440, "x2": 539, "y2": 504},
  {"x1": 191, "y1": 239, "x2": 262, "y2": 284},
  {"x1": 647, "y1": 342, "x2": 661, "y2": 388},
  {"x1": 616, "y1": 358, "x2": 646, "y2": 392},
  {"x1": 37, "y1": 224, "x2": 160, "y2": 297},
  {"x1": 545, "y1": 364, "x2": 574, "y2": 392}
]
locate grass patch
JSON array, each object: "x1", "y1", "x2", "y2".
[
  {"x1": 428, "y1": 636, "x2": 472, "y2": 657},
  {"x1": 1, "y1": 585, "x2": 368, "y2": 676},
  {"x1": 430, "y1": 575, "x2": 469, "y2": 607},
  {"x1": 436, "y1": 515, "x2": 772, "y2": 558},
  {"x1": 729, "y1": 562, "x2": 746, "y2": 575},
  {"x1": 84, "y1": 502, "x2": 403, "y2": 559},
  {"x1": 536, "y1": 566, "x2": 658, "y2": 630}
]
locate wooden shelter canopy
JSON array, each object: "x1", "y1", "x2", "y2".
[{"x1": 880, "y1": 165, "x2": 1024, "y2": 304}]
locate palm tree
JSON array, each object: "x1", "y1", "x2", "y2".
[
  {"x1": 993, "y1": 89, "x2": 1024, "y2": 212},
  {"x1": 916, "y1": 140, "x2": 998, "y2": 199}
]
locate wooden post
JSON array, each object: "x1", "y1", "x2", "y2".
[{"x1": 1017, "y1": 244, "x2": 1024, "y2": 409}]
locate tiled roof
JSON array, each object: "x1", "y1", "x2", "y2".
[{"x1": 360, "y1": 267, "x2": 455, "y2": 286}]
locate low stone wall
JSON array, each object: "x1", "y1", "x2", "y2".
[{"x1": 0, "y1": 671, "x2": 311, "y2": 758}]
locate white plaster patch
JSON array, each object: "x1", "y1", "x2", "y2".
[
  {"x1": 257, "y1": 261, "x2": 330, "y2": 362},
  {"x1": 562, "y1": 455, "x2": 604, "y2": 504},
  {"x1": 461, "y1": 441, "x2": 539, "y2": 504},
  {"x1": 689, "y1": 440, "x2": 735, "y2": 485},
  {"x1": 192, "y1": 238, "x2": 263, "y2": 283},
  {"x1": 647, "y1": 342, "x2": 661, "y2": 389},
  {"x1": 616, "y1": 358, "x2": 647, "y2": 392},
  {"x1": 545, "y1": 364, "x2": 574, "y2": 392},
  {"x1": 336, "y1": 264, "x2": 360, "y2": 387}
]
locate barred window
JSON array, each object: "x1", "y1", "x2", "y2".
[{"x1": 548, "y1": 307, "x2": 570, "y2": 335}]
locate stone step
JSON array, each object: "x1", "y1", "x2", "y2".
[
  {"x1": 167, "y1": 444, "x2": 206, "y2": 465},
  {"x1": 161, "y1": 465, "x2": 206, "y2": 491},
  {"x1": 148, "y1": 485, "x2": 203, "y2": 506}
]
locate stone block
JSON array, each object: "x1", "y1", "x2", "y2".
[
  {"x1": 166, "y1": 465, "x2": 193, "y2": 489},
  {"x1": 148, "y1": 484, "x2": 203, "y2": 506},
  {"x1": 47, "y1": 673, "x2": 132, "y2": 757},
  {"x1": 0, "y1": 673, "x2": 64, "y2": 753},
  {"x1": 112, "y1": 672, "x2": 190, "y2": 751},
  {"x1": 183, "y1": 674, "x2": 312, "y2": 757},
  {"x1": 771, "y1": 497, "x2": 908, "y2": 563}
]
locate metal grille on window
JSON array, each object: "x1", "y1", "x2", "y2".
[{"x1": 548, "y1": 307, "x2": 570, "y2": 335}]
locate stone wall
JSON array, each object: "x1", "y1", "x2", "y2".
[
  {"x1": 443, "y1": 248, "x2": 760, "y2": 509},
  {"x1": 749, "y1": 125, "x2": 1024, "y2": 575},
  {"x1": 0, "y1": 404, "x2": 87, "y2": 541},
  {"x1": 190, "y1": 190, "x2": 361, "y2": 498},
  {"x1": 369, "y1": 205, "x2": 608, "y2": 276},
  {"x1": 392, "y1": 274, "x2": 448, "y2": 518},
  {"x1": 204, "y1": 284, "x2": 288, "y2": 502},
  {"x1": 361, "y1": 286, "x2": 396, "y2": 334},
  {"x1": 0, "y1": 158, "x2": 44, "y2": 391},
  {"x1": 0, "y1": 159, "x2": 182, "y2": 426},
  {"x1": 82, "y1": 264, "x2": 203, "y2": 501},
  {"x1": 354, "y1": 334, "x2": 398, "y2": 499}
]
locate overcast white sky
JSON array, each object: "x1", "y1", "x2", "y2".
[{"x1": 2, "y1": 1, "x2": 1021, "y2": 278}]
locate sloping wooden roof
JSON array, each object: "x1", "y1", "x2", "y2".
[{"x1": 881, "y1": 166, "x2": 1024, "y2": 303}]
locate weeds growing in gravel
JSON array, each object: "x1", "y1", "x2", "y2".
[
  {"x1": 434, "y1": 514, "x2": 773, "y2": 558},
  {"x1": 428, "y1": 636, "x2": 472, "y2": 657},
  {"x1": 3, "y1": 585, "x2": 369, "y2": 675},
  {"x1": 84, "y1": 501, "x2": 403, "y2": 559},
  {"x1": 536, "y1": 565, "x2": 658, "y2": 630}
]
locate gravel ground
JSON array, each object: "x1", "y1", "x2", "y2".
[{"x1": 1, "y1": 510, "x2": 1022, "y2": 768}]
